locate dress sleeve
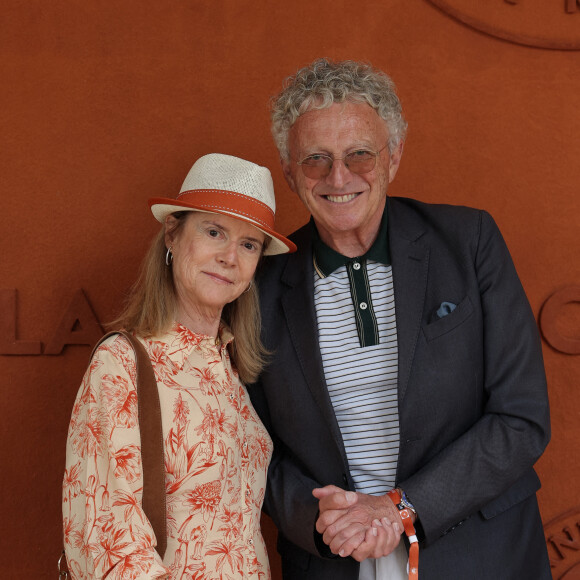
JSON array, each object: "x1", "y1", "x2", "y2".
[{"x1": 62, "y1": 335, "x2": 170, "y2": 579}]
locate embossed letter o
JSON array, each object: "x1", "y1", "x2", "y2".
[{"x1": 540, "y1": 286, "x2": 580, "y2": 355}]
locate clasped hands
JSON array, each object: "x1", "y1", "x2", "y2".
[{"x1": 313, "y1": 485, "x2": 404, "y2": 562}]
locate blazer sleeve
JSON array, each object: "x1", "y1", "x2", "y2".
[
  {"x1": 398, "y1": 210, "x2": 550, "y2": 544},
  {"x1": 248, "y1": 379, "x2": 323, "y2": 557}
]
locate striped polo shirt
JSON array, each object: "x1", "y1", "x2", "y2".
[{"x1": 312, "y1": 213, "x2": 400, "y2": 496}]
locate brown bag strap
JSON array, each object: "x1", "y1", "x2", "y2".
[
  {"x1": 61, "y1": 331, "x2": 167, "y2": 578},
  {"x1": 114, "y1": 331, "x2": 167, "y2": 559}
]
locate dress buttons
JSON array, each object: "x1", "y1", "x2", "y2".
[
  {"x1": 248, "y1": 538, "x2": 253, "y2": 545},
  {"x1": 359, "y1": 302, "x2": 368, "y2": 310},
  {"x1": 353, "y1": 262, "x2": 361, "y2": 270}
]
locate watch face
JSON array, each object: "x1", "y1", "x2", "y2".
[{"x1": 401, "y1": 491, "x2": 415, "y2": 512}]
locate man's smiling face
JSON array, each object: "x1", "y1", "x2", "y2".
[{"x1": 281, "y1": 101, "x2": 402, "y2": 252}]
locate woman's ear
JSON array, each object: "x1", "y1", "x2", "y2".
[{"x1": 164, "y1": 214, "x2": 178, "y2": 248}]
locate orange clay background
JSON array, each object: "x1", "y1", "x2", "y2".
[{"x1": 1, "y1": 2, "x2": 579, "y2": 578}]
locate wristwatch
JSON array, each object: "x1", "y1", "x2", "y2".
[{"x1": 397, "y1": 488, "x2": 417, "y2": 516}]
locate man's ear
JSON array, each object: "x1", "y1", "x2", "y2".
[
  {"x1": 281, "y1": 157, "x2": 297, "y2": 193},
  {"x1": 388, "y1": 141, "x2": 404, "y2": 183}
]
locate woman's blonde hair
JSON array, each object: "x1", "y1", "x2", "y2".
[{"x1": 111, "y1": 212, "x2": 268, "y2": 384}]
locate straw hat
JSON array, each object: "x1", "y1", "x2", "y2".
[{"x1": 149, "y1": 154, "x2": 296, "y2": 255}]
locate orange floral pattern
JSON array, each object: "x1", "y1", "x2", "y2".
[{"x1": 63, "y1": 323, "x2": 272, "y2": 579}]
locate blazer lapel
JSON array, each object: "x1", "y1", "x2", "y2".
[
  {"x1": 280, "y1": 230, "x2": 347, "y2": 455},
  {"x1": 388, "y1": 198, "x2": 430, "y2": 402}
]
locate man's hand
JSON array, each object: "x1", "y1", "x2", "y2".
[{"x1": 312, "y1": 485, "x2": 403, "y2": 561}]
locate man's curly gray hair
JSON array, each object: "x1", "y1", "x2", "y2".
[{"x1": 271, "y1": 58, "x2": 408, "y2": 161}]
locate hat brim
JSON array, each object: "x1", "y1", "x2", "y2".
[{"x1": 149, "y1": 199, "x2": 296, "y2": 256}]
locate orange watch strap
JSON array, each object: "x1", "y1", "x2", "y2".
[{"x1": 387, "y1": 489, "x2": 419, "y2": 580}]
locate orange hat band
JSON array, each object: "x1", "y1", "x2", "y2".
[{"x1": 176, "y1": 189, "x2": 275, "y2": 230}]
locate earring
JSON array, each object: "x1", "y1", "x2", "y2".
[
  {"x1": 165, "y1": 247, "x2": 173, "y2": 266},
  {"x1": 243, "y1": 280, "x2": 253, "y2": 294}
]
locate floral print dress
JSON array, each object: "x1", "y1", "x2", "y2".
[{"x1": 63, "y1": 323, "x2": 273, "y2": 579}]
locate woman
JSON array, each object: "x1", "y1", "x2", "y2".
[{"x1": 62, "y1": 154, "x2": 296, "y2": 579}]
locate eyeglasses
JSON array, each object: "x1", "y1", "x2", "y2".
[{"x1": 296, "y1": 144, "x2": 389, "y2": 179}]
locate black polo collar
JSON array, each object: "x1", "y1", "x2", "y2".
[{"x1": 312, "y1": 207, "x2": 390, "y2": 277}]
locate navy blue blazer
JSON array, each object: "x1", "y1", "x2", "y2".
[{"x1": 249, "y1": 197, "x2": 551, "y2": 579}]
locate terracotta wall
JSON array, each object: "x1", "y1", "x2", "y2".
[{"x1": 1, "y1": 1, "x2": 579, "y2": 578}]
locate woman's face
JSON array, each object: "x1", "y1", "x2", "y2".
[{"x1": 167, "y1": 211, "x2": 265, "y2": 317}]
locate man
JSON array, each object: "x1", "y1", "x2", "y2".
[{"x1": 249, "y1": 58, "x2": 551, "y2": 579}]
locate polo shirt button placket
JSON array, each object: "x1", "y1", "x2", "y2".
[{"x1": 360, "y1": 302, "x2": 368, "y2": 310}]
